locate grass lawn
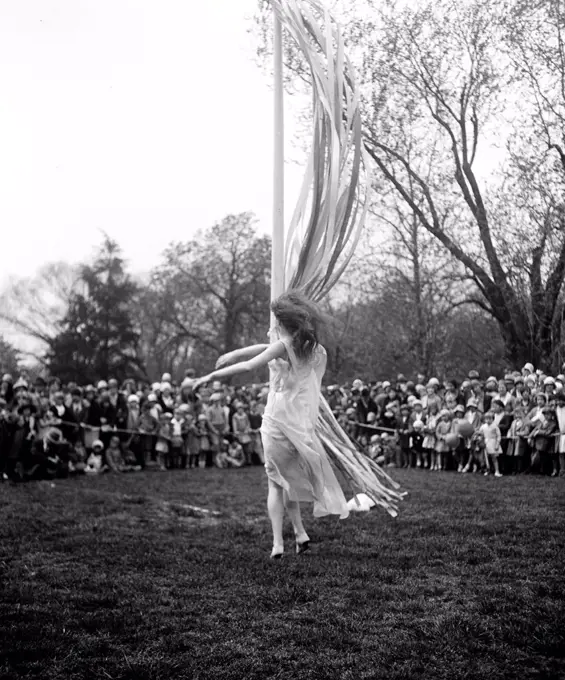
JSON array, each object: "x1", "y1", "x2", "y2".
[{"x1": 1, "y1": 467, "x2": 564, "y2": 680}]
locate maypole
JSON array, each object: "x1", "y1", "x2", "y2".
[
  {"x1": 271, "y1": 13, "x2": 285, "y2": 303},
  {"x1": 269, "y1": 0, "x2": 405, "y2": 516}
]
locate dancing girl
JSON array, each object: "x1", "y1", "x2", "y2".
[{"x1": 192, "y1": 291, "x2": 349, "y2": 559}]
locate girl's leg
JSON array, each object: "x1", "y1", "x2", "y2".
[
  {"x1": 284, "y1": 499, "x2": 309, "y2": 547},
  {"x1": 267, "y1": 479, "x2": 285, "y2": 556},
  {"x1": 559, "y1": 451, "x2": 565, "y2": 477},
  {"x1": 493, "y1": 455, "x2": 501, "y2": 476}
]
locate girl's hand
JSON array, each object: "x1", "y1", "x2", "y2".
[
  {"x1": 215, "y1": 353, "x2": 234, "y2": 370},
  {"x1": 192, "y1": 375, "x2": 211, "y2": 392}
]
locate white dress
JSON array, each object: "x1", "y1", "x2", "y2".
[{"x1": 261, "y1": 335, "x2": 349, "y2": 519}]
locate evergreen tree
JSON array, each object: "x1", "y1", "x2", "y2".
[
  {"x1": 0, "y1": 336, "x2": 20, "y2": 377},
  {"x1": 47, "y1": 237, "x2": 144, "y2": 383}
]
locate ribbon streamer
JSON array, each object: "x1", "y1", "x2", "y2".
[{"x1": 272, "y1": 0, "x2": 405, "y2": 515}]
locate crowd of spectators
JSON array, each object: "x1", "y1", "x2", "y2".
[
  {"x1": 1, "y1": 362, "x2": 564, "y2": 483},
  {"x1": 0, "y1": 370, "x2": 266, "y2": 482},
  {"x1": 335, "y1": 364, "x2": 565, "y2": 478}
]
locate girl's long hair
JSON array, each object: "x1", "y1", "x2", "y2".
[{"x1": 271, "y1": 290, "x2": 326, "y2": 362}]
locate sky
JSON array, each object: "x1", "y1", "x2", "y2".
[{"x1": 0, "y1": 0, "x2": 306, "y2": 286}]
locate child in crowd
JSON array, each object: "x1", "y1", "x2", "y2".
[
  {"x1": 183, "y1": 413, "x2": 199, "y2": 468},
  {"x1": 480, "y1": 411, "x2": 503, "y2": 477},
  {"x1": 506, "y1": 405, "x2": 530, "y2": 474},
  {"x1": 368, "y1": 434, "x2": 381, "y2": 461},
  {"x1": 451, "y1": 404, "x2": 467, "y2": 472},
  {"x1": 434, "y1": 409, "x2": 452, "y2": 472},
  {"x1": 409, "y1": 399, "x2": 425, "y2": 468},
  {"x1": 248, "y1": 400, "x2": 264, "y2": 464},
  {"x1": 232, "y1": 403, "x2": 253, "y2": 465},
  {"x1": 170, "y1": 407, "x2": 185, "y2": 469},
  {"x1": 397, "y1": 404, "x2": 411, "y2": 469},
  {"x1": 422, "y1": 402, "x2": 439, "y2": 470},
  {"x1": 555, "y1": 393, "x2": 565, "y2": 477},
  {"x1": 85, "y1": 440, "x2": 107, "y2": 474},
  {"x1": 195, "y1": 413, "x2": 213, "y2": 468},
  {"x1": 105, "y1": 435, "x2": 140, "y2": 473},
  {"x1": 461, "y1": 398, "x2": 482, "y2": 472},
  {"x1": 138, "y1": 400, "x2": 159, "y2": 467},
  {"x1": 491, "y1": 399, "x2": 513, "y2": 474},
  {"x1": 529, "y1": 407, "x2": 558, "y2": 475},
  {"x1": 216, "y1": 438, "x2": 245, "y2": 468},
  {"x1": 156, "y1": 412, "x2": 173, "y2": 470},
  {"x1": 380, "y1": 432, "x2": 394, "y2": 466},
  {"x1": 227, "y1": 438, "x2": 245, "y2": 467}
]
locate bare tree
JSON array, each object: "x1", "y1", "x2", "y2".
[
  {"x1": 141, "y1": 213, "x2": 272, "y2": 374},
  {"x1": 255, "y1": 0, "x2": 565, "y2": 369},
  {"x1": 0, "y1": 262, "x2": 80, "y2": 362}
]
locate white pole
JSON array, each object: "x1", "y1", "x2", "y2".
[{"x1": 271, "y1": 11, "x2": 285, "y2": 303}]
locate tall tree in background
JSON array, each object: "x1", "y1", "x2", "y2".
[
  {"x1": 144, "y1": 213, "x2": 271, "y2": 372},
  {"x1": 0, "y1": 262, "x2": 79, "y2": 362},
  {"x1": 47, "y1": 237, "x2": 144, "y2": 383},
  {"x1": 255, "y1": 0, "x2": 565, "y2": 370},
  {"x1": 0, "y1": 336, "x2": 20, "y2": 377},
  {"x1": 355, "y1": 0, "x2": 565, "y2": 370}
]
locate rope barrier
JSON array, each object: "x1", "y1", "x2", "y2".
[
  {"x1": 37, "y1": 418, "x2": 260, "y2": 444},
  {"x1": 351, "y1": 421, "x2": 563, "y2": 440}
]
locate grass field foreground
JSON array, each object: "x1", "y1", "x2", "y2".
[{"x1": 1, "y1": 468, "x2": 564, "y2": 680}]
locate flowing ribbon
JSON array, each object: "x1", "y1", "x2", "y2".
[{"x1": 272, "y1": 0, "x2": 405, "y2": 515}]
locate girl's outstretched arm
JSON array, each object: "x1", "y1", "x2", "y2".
[
  {"x1": 215, "y1": 344, "x2": 270, "y2": 369},
  {"x1": 193, "y1": 341, "x2": 286, "y2": 391}
]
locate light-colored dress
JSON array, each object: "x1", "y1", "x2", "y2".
[
  {"x1": 261, "y1": 335, "x2": 349, "y2": 519},
  {"x1": 480, "y1": 422, "x2": 502, "y2": 455}
]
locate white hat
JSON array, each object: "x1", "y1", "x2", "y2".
[
  {"x1": 127, "y1": 394, "x2": 140, "y2": 404},
  {"x1": 160, "y1": 382, "x2": 172, "y2": 392},
  {"x1": 161, "y1": 373, "x2": 172, "y2": 383},
  {"x1": 92, "y1": 439, "x2": 104, "y2": 450},
  {"x1": 382, "y1": 381, "x2": 391, "y2": 389},
  {"x1": 544, "y1": 376, "x2": 555, "y2": 386},
  {"x1": 147, "y1": 393, "x2": 157, "y2": 403},
  {"x1": 97, "y1": 380, "x2": 108, "y2": 390},
  {"x1": 412, "y1": 399, "x2": 422, "y2": 407},
  {"x1": 181, "y1": 377, "x2": 194, "y2": 389},
  {"x1": 428, "y1": 377, "x2": 440, "y2": 387},
  {"x1": 13, "y1": 378, "x2": 28, "y2": 390},
  {"x1": 151, "y1": 382, "x2": 161, "y2": 392},
  {"x1": 523, "y1": 363, "x2": 535, "y2": 373}
]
